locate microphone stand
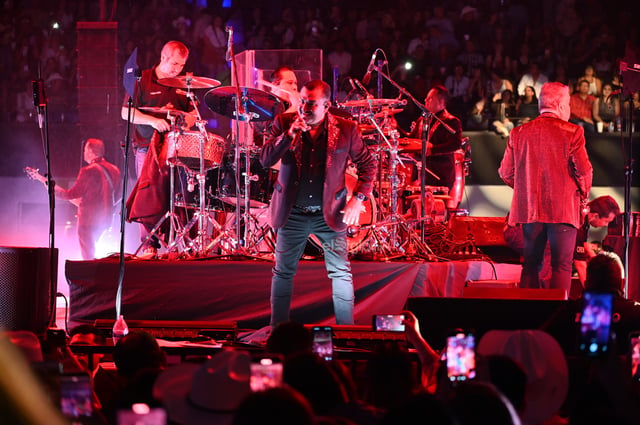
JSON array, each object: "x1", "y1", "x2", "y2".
[
  {"x1": 33, "y1": 77, "x2": 58, "y2": 329},
  {"x1": 618, "y1": 70, "x2": 636, "y2": 299},
  {"x1": 116, "y1": 70, "x2": 141, "y2": 320},
  {"x1": 227, "y1": 26, "x2": 252, "y2": 256},
  {"x1": 366, "y1": 64, "x2": 455, "y2": 243}
]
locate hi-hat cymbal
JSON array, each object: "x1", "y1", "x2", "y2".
[
  {"x1": 398, "y1": 138, "x2": 423, "y2": 152},
  {"x1": 204, "y1": 86, "x2": 282, "y2": 122},
  {"x1": 341, "y1": 98, "x2": 407, "y2": 108},
  {"x1": 158, "y1": 75, "x2": 221, "y2": 89},
  {"x1": 139, "y1": 106, "x2": 188, "y2": 115}
]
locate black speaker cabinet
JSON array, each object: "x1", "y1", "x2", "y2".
[
  {"x1": 0, "y1": 247, "x2": 57, "y2": 335},
  {"x1": 405, "y1": 296, "x2": 566, "y2": 349}
]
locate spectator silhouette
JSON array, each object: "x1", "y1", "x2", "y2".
[
  {"x1": 266, "y1": 321, "x2": 313, "y2": 358},
  {"x1": 282, "y1": 351, "x2": 348, "y2": 418},
  {"x1": 362, "y1": 341, "x2": 417, "y2": 410},
  {"x1": 380, "y1": 391, "x2": 454, "y2": 425},
  {"x1": 445, "y1": 380, "x2": 521, "y2": 425},
  {"x1": 153, "y1": 349, "x2": 251, "y2": 425},
  {"x1": 232, "y1": 386, "x2": 314, "y2": 425},
  {"x1": 476, "y1": 329, "x2": 569, "y2": 425},
  {"x1": 94, "y1": 330, "x2": 166, "y2": 425}
]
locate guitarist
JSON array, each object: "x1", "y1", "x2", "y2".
[{"x1": 29, "y1": 139, "x2": 121, "y2": 260}]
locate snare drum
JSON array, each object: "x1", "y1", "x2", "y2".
[{"x1": 166, "y1": 130, "x2": 225, "y2": 170}]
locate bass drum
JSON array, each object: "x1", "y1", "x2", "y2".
[{"x1": 308, "y1": 167, "x2": 376, "y2": 254}]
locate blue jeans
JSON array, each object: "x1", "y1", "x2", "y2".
[
  {"x1": 520, "y1": 223, "x2": 577, "y2": 292},
  {"x1": 271, "y1": 209, "x2": 354, "y2": 327}
]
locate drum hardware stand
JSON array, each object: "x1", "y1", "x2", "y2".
[
  {"x1": 358, "y1": 107, "x2": 433, "y2": 260},
  {"x1": 208, "y1": 26, "x2": 275, "y2": 259},
  {"x1": 133, "y1": 114, "x2": 190, "y2": 256}
]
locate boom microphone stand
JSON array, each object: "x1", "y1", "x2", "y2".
[
  {"x1": 364, "y1": 60, "x2": 456, "y2": 243},
  {"x1": 32, "y1": 76, "x2": 58, "y2": 329}
]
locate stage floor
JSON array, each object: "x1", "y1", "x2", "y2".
[{"x1": 65, "y1": 257, "x2": 521, "y2": 330}]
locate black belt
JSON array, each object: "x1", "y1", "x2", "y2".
[{"x1": 293, "y1": 205, "x2": 322, "y2": 214}]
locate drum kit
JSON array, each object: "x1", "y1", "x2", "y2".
[
  {"x1": 331, "y1": 97, "x2": 470, "y2": 260},
  {"x1": 138, "y1": 74, "x2": 470, "y2": 260}
]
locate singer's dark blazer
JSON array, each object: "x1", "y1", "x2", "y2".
[{"x1": 260, "y1": 111, "x2": 377, "y2": 231}]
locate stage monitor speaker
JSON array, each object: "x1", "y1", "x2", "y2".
[
  {"x1": 0, "y1": 247, "x2": 57, "y2": 335},
  {"x1": 448, "y1": 216, "x2": 520, "y2": 263},
  {"x1": 405, "y1": 296, "x2": 566, "y2": 349}
]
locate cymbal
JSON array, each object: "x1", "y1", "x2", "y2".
[
  {"x1": 139, "y1": 106, "x2": 188, "y2": 115},
  {"x1": 204, "y1": 86, "x2": 282, "y2": 122},
  {"x1": 398, "y1": 138, "x2": 423, "y2": 152},
  {"x1": 341, "y1": 98, "x2": 407, "y2": 108},
  {"x1": 158, "y1": 75, "x2": 221, "y2": 89}
]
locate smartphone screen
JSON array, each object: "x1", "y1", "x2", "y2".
[
  {"x1": 630, "y1": 333, "x2": 640, "y2": 381},
  {"x1": 312, "y1": 326, "x2": 333, "y2": 361},
  {"x1": 60, "y1": 373, "x2": 93, "y2": 418},
  {"x1": 373, "y1": 314, "x2": 405, "y2": 332},
  {"x1": 446, "y1": 332, "x2": 476, "y2": 382},
  {"x1": 118, "y1": 404, "x2": 166, "y2": 425},
  {"x1": 250, "y1": 356, "x2": 283, "y2": 392},
  {"x1": 578, "y1": 291, "x2": 614, "y2": 356}
]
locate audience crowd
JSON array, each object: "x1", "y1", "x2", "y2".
[
  {"x1": 2, "y1": 0, "x2": 640, "y2": 134},
  {"x1": 3, "y1": 251, "x2": 640, "y2": 425}
]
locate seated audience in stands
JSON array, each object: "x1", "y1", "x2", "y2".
[
  {"x1": 592, "y1": 83, "x2": 620, "y2": 132},
  {"x1": 569, "y1": 79, "x2": 596, "y2": 133},
  {"x1": 577, "y1": 64, "x2": 603, "y2": 96},
  {"x1": 490, "y1": 89, "x2": 517, "y2": 137},
  {"x1": 515, "y1": 85, "x2": 539, "y2": 125}
]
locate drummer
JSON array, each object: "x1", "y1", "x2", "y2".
[
  {"x1": 253, "y1": 65, "x2": 301, "y2": 146},
  {"x1": 403, "y1": 85, "x2": 463, "y2": 194},
  {"x1": 122, "y1": 40, "x2": 198, "y2": 259}
]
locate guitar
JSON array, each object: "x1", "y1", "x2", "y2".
[{"x1": 24, "y1": 166, "x2": 80, "y2": 207}]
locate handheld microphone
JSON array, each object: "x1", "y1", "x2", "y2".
[
  {"x1": 362, "y1": 51, "x2": 378, "y2": 85},
  {"x1": 290, "y1": 108, "x2": 305, "y2": 151}
]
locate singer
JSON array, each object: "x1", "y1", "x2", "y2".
[{"x1": 260, "y1": 79, "x2": 377, "y2": 327}]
